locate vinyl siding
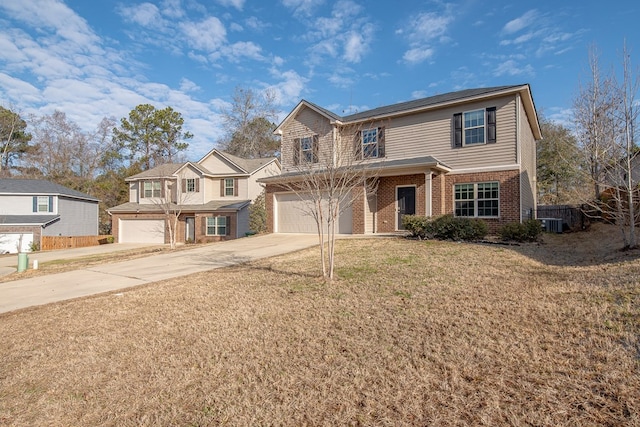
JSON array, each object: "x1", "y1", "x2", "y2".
[
  {"x1": 0, "y1": 195, "x2": 54, "y2": 215},
  {"x1": 176, "y1": 166, "x2": 205, "y2": 204},
  {"x1": 281, "y1": 106, "x2": 333, "y2": 173},
  {"x1": 346, "y1": 95, "x2": 518, "y2": 170},
  {"x1": 248, "y1": 161, "x2": 280, "y2": 201},
  {"x1": 199, "y1": 153, "x2": 244, "y2": 174},
  {"x1": 518, "y1": 94, "x2": 538, "y2": 219},
  {"x1": 43, "y1": 197, "x2": 98, "y2": 236}
]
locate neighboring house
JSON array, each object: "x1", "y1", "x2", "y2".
[
  {"x1": 108, "y1": 150, "x2": 280, "y2": 244},
  {"x1": 261, "y1": 84, "x2": 541, "y2": 234},
  {"x1": 0, "y1": 179, "x2": 99, "y2": 253}
]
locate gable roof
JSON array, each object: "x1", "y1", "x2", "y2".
[
  {"x1": 0, "y1": 179, "x2": 98, "y2": 202},
  {"x1": 0, "y1": 215, "x2": 60, "y2": 226},
  {"x1": 197, "y1": 148, "x2": 279, "y2": 174},
  {"x1": 276, "y1": 84, "x2": 541, "y2": 140},
  {"x1": 126, "y1": 163, "x2": 185, "y2": 181}
]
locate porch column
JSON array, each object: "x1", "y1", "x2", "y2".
[{"x1": 424, "y1": 172, "x2": 432, "y2": 217}]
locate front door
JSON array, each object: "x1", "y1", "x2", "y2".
[
  {"x1": 397, "y1": 186, "x2": 416, "y2": 230},
  {"x1": 185, "y1": 217, "x2": 195, "y2": 242}
]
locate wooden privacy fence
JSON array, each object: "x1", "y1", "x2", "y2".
[
  {"x1": 41, "y1": 235, "x2": 113, "y2": 251},
  {"x1": 534, "y1": 205, "x2": 588, "y2": 231}
]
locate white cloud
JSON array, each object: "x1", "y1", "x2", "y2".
[
  {"x1": 223, "y1": 41, "x2": 264, "y2": 62},
  {"x1": 503, "y1": 9, "x2": 538, "y2": 34},
  {"x1": 398, "y1": 10, "x2": 453, "y2": 65},
  {"x1": 494, "y1": 60, "x2": 535, "y2": 77},
  {"x1": 120, "y1": 3, "x2": 163, "y2": 28},
  {"x1": 216, "y1": 0, "x2": 245, "y2": 11},
  {"x1": 180, "y1": 78, "x2": 201, "y2": 93},
  {"x1": 266, "y1": 69, "x2": 308, "y2": 105},
  {"x1": 180, "y1": 17, "x2": 227, "y2": 52},
  {"x1": 281, "y1": 0, "x2": 324, "y2": 17},
  {"x1": 244, "y1": 16, "x2": 270, "y2": 32},
  {"x1": 161, "y1": 0, "x2": 185, "y2": 19},
  {"x1": 403, "y1": 47, "x2": 434, "y2": 64}
]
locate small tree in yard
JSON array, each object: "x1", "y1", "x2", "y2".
[
  {"x1": 249, "y1": 190, "x2": 267, "y2": 233},
  {"x1": 152, "y1": 180, "x2": 198, "y2": 249},
  {"x1": 573, "y1": 43, "x2": 639, "y2": 249},
  {"x1": 275, "y1": 120, "x2": 382, "y2": 282}
]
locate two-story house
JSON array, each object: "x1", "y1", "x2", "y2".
[
  {"x1": 261, "y1": 84, "x2": 541, "y2": 234},
  {"x1": 108, "y1": 150, "x2": 280, "y2": 244},
  {"x1": 0, "y1": 179, "x2": 99, "y2": 253}
]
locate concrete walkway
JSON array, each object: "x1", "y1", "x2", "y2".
[{"x1": 0, "y1": 234, "x2": 320, "y2": 314}]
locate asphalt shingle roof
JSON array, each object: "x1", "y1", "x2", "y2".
[
  {"x1": 0, "y1": 215, "x2": 60, "y2": 226},
  {"x1": 108, "y1": 200, "x2": 251, "y2": 213},
  {"x1": 0, "y1": 179, "x2": 98, "y2": 201}
]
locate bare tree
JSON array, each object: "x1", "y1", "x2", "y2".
[
  {"x1": 0, "y1": 106, "x2": 32, "y2": 177},
  {"x1": 150, "y1": 178, "x2": 199, "y2": 249},
  {"x1": 274, "y1": 119, "x2": 382, "y2": 281},
  {"x1": 574, "y1": 43, "x2": 639, "y2": 249},
  {"x1": 219, "y1": 86, "x2": 279, "y2": 158}
]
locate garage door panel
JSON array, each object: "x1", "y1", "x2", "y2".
[
  {"x1": 275, "y1": 192, "x2": 352, "y2": 234},
  {"x1": 0, "y1": 233, "x2": 34, "y2": 254},
  {"x1": 119, "y1": 219, "x2": 165, "y2": 244}
]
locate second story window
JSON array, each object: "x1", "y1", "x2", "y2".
[
  {"x1": 225, "y1": 178, "x2": 235, "y2": 196},
  {"x1": 453, "y1": 107, "x2": 497, "y2": 148},
  {"x1": 37, "y1": 196, "x2": 50, "y2": 212},
  {"x1": 144, "y1": 180, "x2": 161, "y2": 198},
  {"x1": 463, "y1": 110, "x2": 485, "y2": 145},
  {"x1": 355, "y1": 127, "x2": 385, "y2": 160},
  {"x1": 293, "y1": 135, "x2": 318, "y2": 165}
]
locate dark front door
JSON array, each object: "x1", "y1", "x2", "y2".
[
  {"x1": 185, "y1": 217, "x2": 195, "y2": 242},
  {"x1": 397, "y1": 186, "x2": 416, "y2": 230}
]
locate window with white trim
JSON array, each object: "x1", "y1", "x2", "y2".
[
  {"x1": 359, "y1": 127, "x2": 385, "y2": 159},
  {"x1": 464, "y1": 109, "x2": 485, "y2": 144},
  {"x1": 454, "y1": 182, "x2": 499, "y2": 217},
  {"x1": 186, "y1": 178, "x2": 196, "y2": 192},
  {"x1": 206, "y1": 216, "x2": 227, "y2": 236},
  {"x1": 300, "y1": 136, "x2": 314, "y2": 163},
  {"x1": 37, "y1": 196, "x2": 50, "y2": 212},
  {"x1": 224, "y1": 178, "x2": 235, "y2": 196},
  {"x1": 144, "y1": 180, "x2": 161, "y2": 198}
]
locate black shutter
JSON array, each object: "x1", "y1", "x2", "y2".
[
  {"x1": 48, "y1": 196, "x2": 53, "y2": 212},
  {"x1": 226, "y1": 216, "x2": 231, "y2": 236},
  {"x1": 312, "y1": 135, "x2": 319, "y2": 163},
  {"x1": 181, "y1": 179, "x2": 186, "y2": 192},
  {"x1": 453, "y1": 113, "x2": 462, "y2": 148},
  {"x1": 377, "y1": 127, "x2": 385, "y2": 157},
  {"x1": 486, "y1": 107, "x2": 497, "y2": 144},
  {"x1": 220, "y1": 179, "x2": 225, "y2": 197},
  {"x1": 202, "y1": 217, "x2": 207, "y2": 235},
  {"x1": 354, "y1": 131, "x2": 362, "y2": 160},
  {"x1": 33, "y1": 196, "x2": 37, "y2": 212},
  {"x1": 233, "y1": 178, "x2": 238, "y2": 196},
  {"x1": 293, "y1": 138, "x2": 300, "y2": 165},
  {"x1": 195, "y1": 178, "x2": 200, "y2": 192}
]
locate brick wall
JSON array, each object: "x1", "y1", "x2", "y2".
[
  {"x1": 432, "y1": 169, "x2": 521, "y2": 232},
  {"x1": 376, "y1": 174, "x2": 426, "y2": 233}
]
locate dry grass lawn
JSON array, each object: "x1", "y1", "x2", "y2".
[{"x1": 0, "y1": 224, "x2": 639, "y2": 426}]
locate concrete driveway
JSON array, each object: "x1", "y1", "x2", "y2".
[{"x1": 0, "y1": 234, "x2": 320, "y2": 314}]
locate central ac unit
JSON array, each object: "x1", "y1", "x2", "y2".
[{"x1": 538, "y1": 218, "x2": 563, "y2": 233}]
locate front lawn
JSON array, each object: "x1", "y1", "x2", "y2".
[{"x1": 0, "y1": 224, "x2": 638, "y2": 425}]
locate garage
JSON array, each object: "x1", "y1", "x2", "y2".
[
  {"x1": 0, "y1": 233, "x2": 34, "y2": 254},
  {"x1": 118, "y1": 219, "x2": 165, "y2": 244},
  {"x1": 275, "y1": 192, "x2": 352, "y2": 234}
]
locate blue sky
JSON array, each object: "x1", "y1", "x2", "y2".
[{"x1": 0, "y1": 0, "x2": 637, "y2": 159}]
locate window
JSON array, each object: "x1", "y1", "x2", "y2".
[
  {"x1": 464, "y1": 109, "x2": 485, "y2": 145},
  {"x1": 225, "y1": 178, "x2": 235, "y2": 196},
  {"x1": 37, "y1": 196, "x2": 49, "y2": 212},
  {"x1": 301, "y1": 136, "x2": 314, "y2": 163},
  {"x1": 186, "y1": 178, "x2": 196, "y2": 192},
  {"x1": 206, "y1": 216, "x2": 227, "y2": 236},
  {"x1": 294, "y1": 135, "x2": 318, "y2": 164},
  {"x1": 357, "y1": 127, "x2": 385, "y2": 159},
  {"x1": 144, "y1": 180, "x2": 161, "y2": 198},
  {"x1": 453, "y1": 107, "x2": 496, "y2": 147},
  {"x1": 454, "y1": 182, "x2": 499, "y2": 217}
]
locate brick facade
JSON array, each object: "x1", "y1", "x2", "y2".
[
  {"x1": 432, "y1": 169, "x2": 521, "y2": 232},
  {"x1": 375, "y1": 174, "x2": 426, "y2": 233},
  {"x1": 111, "y1": 211, "x2": 239, "y2": 244}
]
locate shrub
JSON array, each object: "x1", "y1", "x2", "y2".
[
  {"x1": 403, "y1": 214, "x2": 488, "y2": 241},
  {"x1": 249, "y1": 190, "x2": 267, "y2": 234},
  {"x1": 499, "y1": 219, "x2": 543, "y2": 242},
  {"x1": 427, "y1": 214, "x2": 488, "y2": 241},
  {"x1": 402, "y1": 215, "x2": 429, "y2": 238}
]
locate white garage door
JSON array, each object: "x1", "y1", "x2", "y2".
[
  {"x1": 0, "y1": 233, "x2": 34, "y2": 254},
  {"x1": 275, "y1": 192, "x2": 352, "y2": 234},
  {"x1": 119, "y1": 219, "x2": 165, "y2": 244}
]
